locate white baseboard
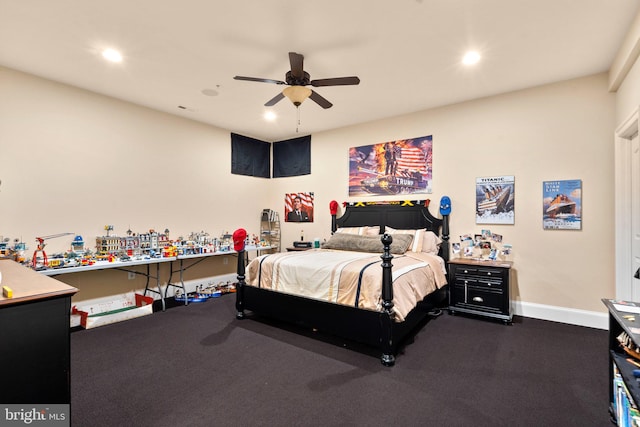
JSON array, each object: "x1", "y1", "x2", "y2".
[
  {"x1": 72, "y1": 277, "x2": 609, "y2": 331},
  {"x1": 513, "y1": 300, "x2": 608, "y2": 330}
]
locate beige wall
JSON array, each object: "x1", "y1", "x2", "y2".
[
  {"x1": 0, "y1": 66, "x2": 273, "y2": 300},
  {"x1": 0, "y1": 66, "x2": 276, "y2": 243},
  {"x1": 275, "y1": 73, "x2": 616, "y2": 314},
  {"x1": 0, "y1": 66, "x2": 617, "y2": 316}
]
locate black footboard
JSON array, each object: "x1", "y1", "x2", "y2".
[{"x1": 235, "y1": 235, "x2": 416, "y2": 366}]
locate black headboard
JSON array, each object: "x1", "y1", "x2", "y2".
[{"x1": 332, "y1": 200, "x2": 450, "y2": 260}]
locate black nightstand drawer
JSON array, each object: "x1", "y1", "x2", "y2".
[
  {"x1": 451, "y1": 284, "x2": 506, "y2": 313},
  {"x1": 452, "y1": 266, "x2": 507, "y2": 287},
  {"x1": 448, "y1": 259, "x2": 513, "y2": 324},
  {"x1": 452, "y1": 275, "x2": 504, "y2": 290}
]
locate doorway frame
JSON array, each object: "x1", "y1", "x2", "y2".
[{"x1": 615, "y1": 106, "x2": 639, "y2": 300}]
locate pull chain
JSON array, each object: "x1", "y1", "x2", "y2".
[{"x1": 296, "y1": 106, "x2": 300, "y2": 133}]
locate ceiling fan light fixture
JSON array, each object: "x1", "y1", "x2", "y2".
[{"x1": 283, "y1": 86, "x2": 312, "y2": 106}]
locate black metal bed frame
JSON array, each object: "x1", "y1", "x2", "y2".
[{"x1": 235, "y1": 199, "x2": 450, "y2": 366}]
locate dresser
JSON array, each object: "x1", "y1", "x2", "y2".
[
  {"x1": 448, "y1": 258, "x2": 513, "y2": 324},
  {"x1": 0, "y1": 259, "x2": 77, "y2": 404}
]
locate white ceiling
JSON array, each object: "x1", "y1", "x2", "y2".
[{"x1": 1, "y1": 0, "x2": 638, "y2": 142}]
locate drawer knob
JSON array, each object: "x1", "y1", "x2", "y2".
[
  {"x1": 473, "y1": 296, "x2": 484, "y2": 303},
  {"x1": 464, "y1": 269, "x2": 468, "y2": 273},
  {"x1": 487, "y1": 272, "x2": 492, "y2": 276}
]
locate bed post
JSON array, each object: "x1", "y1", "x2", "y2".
[
  {"x1": 233, "y1": 228, "x2": 248, "y2": 320},
  {"x1": 380, "y1": 233, "x2": 396, "y2": 367},
  {"x1": 330, "y1": 200, "x2": 339, "y2": 234},
  {"x1": 441, "y1": 213, "x2": 450, "y2": 261},
  {"x1": 235, "y1": 249, "x2": 246, "y2": 319}
]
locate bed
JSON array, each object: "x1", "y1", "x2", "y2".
[{"x1": 234, "y1": 199, "x2": 451, "y2": 366}]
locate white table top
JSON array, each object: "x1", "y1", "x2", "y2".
[{"x1": 36, "y1": 245, "x2": 273, "y2": 276}]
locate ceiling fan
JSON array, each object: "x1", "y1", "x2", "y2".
[{"x1": 234, "y1": 52, "x2": 360, "y2": 109}]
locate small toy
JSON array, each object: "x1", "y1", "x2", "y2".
[
  {"x1": 2, "y1": 285, "x2": 12, "y2": 298},
  {"x1": 439, "y1": 196, "x2": 451, "y2": 216},
  {"x1": 233, "y1": 229, "x2": 247, "y2": 251}
]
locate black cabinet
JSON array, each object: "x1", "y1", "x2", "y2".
[
  {"x1": 1, "y1": 296, "x2": 72, "y2": 403},
  {"x1": 603, "y1": 299, "x2": 640, "y2": 423},
  {"x1": 0, "y1": 260, "x2": 77, "y2": 404},
  {"x1": 448, "y1": 258, "x2": 512, "y2": 324}
]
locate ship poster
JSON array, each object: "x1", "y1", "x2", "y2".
[
  {"x1": 348, "y1": 135, "x2": 432, "y2": 197},
  {"x1": 476, "y1": 175, "x2": 515, "y2": 225},
  {"x1": 542, "y1": 179, "x2": 581, "y2": 230}
]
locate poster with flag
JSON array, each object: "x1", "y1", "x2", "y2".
[
  {"x1": 285, "y1": 192, "x2": 314, "y2": 222},
  {"x1": 348, "y1": 135, "x2": 432, "y2": 197}
]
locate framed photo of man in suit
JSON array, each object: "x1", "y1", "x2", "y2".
[{"x1": 285, "y1": 192, "x2": 314, "y2": 222}]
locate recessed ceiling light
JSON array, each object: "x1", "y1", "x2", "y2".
[
  {"x1": 263, "y1": 111, "x2": 277, "y2": 122},
  {"x1": 462, "y1": 51, "x2": 480, "y2": 65},
  {"x1": 102, "y1": 48, "x2": 123, "y2": 63}
]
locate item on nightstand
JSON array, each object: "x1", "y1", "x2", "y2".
[{"x1": 293, "y1": 241, "x2": 312, "y2": 248}]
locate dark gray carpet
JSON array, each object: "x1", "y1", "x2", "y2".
[{"x1": 70, "y1": 295, "x2": 609, "y2": 426}]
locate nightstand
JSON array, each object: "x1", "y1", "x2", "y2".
[{"x1": 448, "y1": 258, "x2": 513, "y2": 324}]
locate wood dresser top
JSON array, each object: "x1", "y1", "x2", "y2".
[
  {"x1": 448, "y1": 258, "x2": 513, "y2": 268},
  {"x1": 0, "y1": 259, "x2": 77, "y2": 307}
]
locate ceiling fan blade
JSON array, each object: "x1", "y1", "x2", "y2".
[
  {"x1": 310, "y1": 76, "x2": 360, "y2": 87},
  {"x1": 264, "y1": 92, "x2": 285, "y2": 106},
  {"x1": 309, "y1": 90, "x2": 333, "y2": 109},
  {"x1": 234, "y1": 76, "x2": 286, "y2": 85},
  {"x1": 289, "y1": 52, "x2": 304, "y2": 79}
]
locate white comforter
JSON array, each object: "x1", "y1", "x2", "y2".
[{"x1": 246, "y1": 249, "x2": 447, "y2": 322}]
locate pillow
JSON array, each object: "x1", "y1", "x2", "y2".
[
  {"x1": 384, "y1": 227, "x2": 423, "y2": 253},
  {"x1": 334, "y1": 226, "x2": 363, "y2": 235},
  {"x1": 384, "y1": 227, "x2": 442, "y2": 254},
  {"x1": 362, "y1": 226, "x2": 381, "y2": 236},
  {"x1": 321, "y1": 233, "x2": 413, "y2": 254},
  {"x1": 422, "y1": 231, "x2": 442, "y2": 255},
  {"x1": 335, "y1": 226, "x2": 380, "y2": 236},
  {"x1": 334, "y1": 226, "x2": 380, "y2": 236}
]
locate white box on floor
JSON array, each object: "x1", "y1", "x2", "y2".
[{"x1": 71, "y1": 292, "x2": 154, "y2": 329}]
